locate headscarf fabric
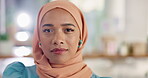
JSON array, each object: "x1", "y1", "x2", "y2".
[{"x1": 33, "y1": 0, "x2": 92, "y2": 78}]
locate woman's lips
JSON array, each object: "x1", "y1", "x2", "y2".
[{"x1": 51, "y1": 48, "x2": 68, "y2": 54}]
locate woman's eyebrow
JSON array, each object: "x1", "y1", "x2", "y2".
[
  {"x1": 61, "y1": 23, "x2": 75, "y2": 27},
  {"x1": 42, "y1": 24, "x2": 54, "y2": 27}
]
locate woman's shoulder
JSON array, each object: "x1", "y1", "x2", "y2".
[
  {"x1": 91, "y1": 73, "x2": 111, "y2": 78},
  {"x1": 2, "y1": 62, "x2": 39, "y2": 78},
  {"x1": 2, "y1": 62, "x2": 27, "y2": 78},
  {"x1": 91, "y1": 73, "x2": 100, "y2": 78}
]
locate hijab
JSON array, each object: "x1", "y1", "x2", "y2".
[{"x1": 33, "y1": 0, "x2": 92, "y2": 78}]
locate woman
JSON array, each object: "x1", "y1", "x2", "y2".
[{"x1": 3, "y1": 0, "x2": 110, "y2": 78}]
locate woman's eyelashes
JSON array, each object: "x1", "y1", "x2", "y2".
[
  {"x1": 42, "y1": 28, "x2": 75, "y2": 33},
  {"x1": 65, "y1": 28, "x2": 74, "y2": 33},
  {"x1": 43, "y1": 29, "x2": 53, "y2": 32}
]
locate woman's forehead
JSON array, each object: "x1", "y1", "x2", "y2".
[
  {"x1": 41, "y1": 8, "x2": 77, "y2": 25},
  {"x1": 43, "y1": 8, "x2": 72, "y2": 18}
]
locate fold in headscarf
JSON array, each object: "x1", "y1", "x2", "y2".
[{"x1": 33, "y1": 0, "x2": 92, "y2": 78}]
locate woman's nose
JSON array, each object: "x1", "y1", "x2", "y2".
[
  {"x1": 52, "y1": 32, "x2": 65, "y2": 46},
  {"x1": 53, "y1": 40, "x2": 64, "y2": 45}
]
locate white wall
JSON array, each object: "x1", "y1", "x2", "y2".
[{"x1": 125, "y1": 0, "x2": 147, "y2": 43}]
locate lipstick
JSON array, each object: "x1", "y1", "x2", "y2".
[{"x1": 51, "y1": 48, "x2": 68, "y2": 54}]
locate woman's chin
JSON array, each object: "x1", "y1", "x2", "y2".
[{"x1": 49, "y1": 58, "x2": 70, "y2": 64}]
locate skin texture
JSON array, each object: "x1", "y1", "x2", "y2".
[{"x1": 39, "y1": 8, "x2": 80, "y2": 64}]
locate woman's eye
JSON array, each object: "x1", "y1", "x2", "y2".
[
  {"x1": 43, "y1": 29, "x2": 53, "y2": 32},
  {"x1": 65, "y1": 28, "x2": 74, "y2": 32}
]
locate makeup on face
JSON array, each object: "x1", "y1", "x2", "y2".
[
  {"x1": 50, "y1": 48, "x2": 68, "y2": 54},
  {"x1": 39, "y1": 8, "x2": 80, "y2": 64}
]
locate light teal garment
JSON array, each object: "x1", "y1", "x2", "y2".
[{"x1": 2, "y1": 62, "x2": 111, "y2": 78}]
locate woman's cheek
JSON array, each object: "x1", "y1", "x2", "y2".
[
  {"x1": 69, "y1": 40, "x2": 79, "y2": 53},
  {"x1": 68, "y1": 35, "x2": 78, "y2": 44},
  {"x1": 41, "y1": 40, "x2": 51, "y2": 51}
]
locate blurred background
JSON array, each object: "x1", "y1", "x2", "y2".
[{"x1": 0, "y1": 0, "x2": 148, "y2": 78}]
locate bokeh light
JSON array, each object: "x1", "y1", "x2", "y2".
[
  {"x1": 17, "y1": 13, "x2": 31, "y2": 27},
  {"x1": 13, "y1": 46, "x2": 32, "y2": 57},
  {"x1": 15, "y1": 31, "x2": 30, "y2": 41}
]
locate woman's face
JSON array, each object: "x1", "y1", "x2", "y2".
[{"x1": 40, "y1": 8, "x2": 80, "y2": 64}]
